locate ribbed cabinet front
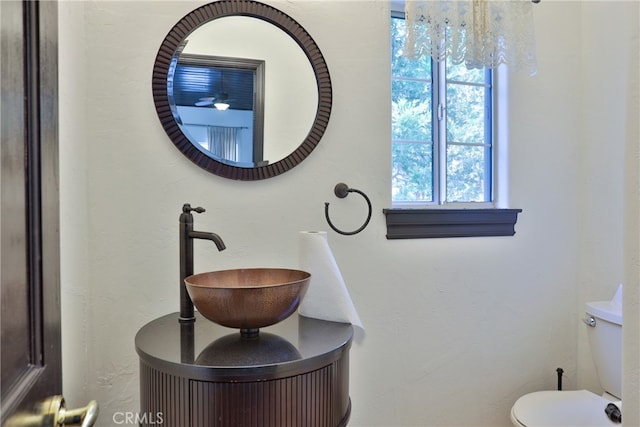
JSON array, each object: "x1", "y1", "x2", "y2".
[{"x1": 139, "y1": 356, "x2": 350, "y2": 427}]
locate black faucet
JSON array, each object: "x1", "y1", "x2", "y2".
[{"x1": 179, "y1": 203, "x2": 226, "y2": 323}]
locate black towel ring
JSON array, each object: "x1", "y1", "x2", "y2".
[{"x1": 324, "y1": 183, "x2": 372, "y2": 235}]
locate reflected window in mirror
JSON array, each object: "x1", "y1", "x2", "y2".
[{"x1": 169, "y1": 54, "x2": 265, "y2": 167}]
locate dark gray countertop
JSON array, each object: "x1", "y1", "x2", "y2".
[{"x1": 135, "y1": 313, "x2": 353, "y2": 382}]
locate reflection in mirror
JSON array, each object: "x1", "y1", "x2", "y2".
[
  {"x1": 170, "y1": 54, "x2": 266, "y2": 166},
  {"x1": 153, "y1": 1, "x2": 332, "y2": 180}
]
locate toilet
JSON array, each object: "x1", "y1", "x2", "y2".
[{"x1": 511, "y1": 285, "x2": 623, "y2": 426}]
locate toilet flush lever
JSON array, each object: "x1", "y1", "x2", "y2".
[
  {"x1": 605, "y1": 403, "x2": 622, "y2": 423},
  {"x1": 583, "y1": 316, "x2": 596, "y2": 327}
]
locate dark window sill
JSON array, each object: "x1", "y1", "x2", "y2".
[{"x1": 383, "y1": 208, "x2": 522, "y2": 239}]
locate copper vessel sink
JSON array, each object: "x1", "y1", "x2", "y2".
[{"x1": 185, "y1": 268, "x2": 310, "y2": 336}]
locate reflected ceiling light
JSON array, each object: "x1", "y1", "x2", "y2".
[{"x1": 213, "y1": 69, "x2": 231, "y2": 111}]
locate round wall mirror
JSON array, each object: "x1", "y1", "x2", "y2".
[{"x1": 152, "y1": 0, "x2": 332, "y2": 180}]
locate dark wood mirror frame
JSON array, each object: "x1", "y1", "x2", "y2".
[{"x1": 152, "y1": 0, "x2": 332, "y2": 180}]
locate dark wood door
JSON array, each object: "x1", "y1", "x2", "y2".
[{"x1": 0, "y1": 0, "x2": 62, "y2": 422}]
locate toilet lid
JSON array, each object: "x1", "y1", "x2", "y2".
[{"x1": 511, "y1": 390, "x2": 620, "y2": 426}]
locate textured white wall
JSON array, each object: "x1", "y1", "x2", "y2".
[
  {"x1": 576, "y1": 1, "x2": 636, "y2": 403},
  {"x1": 619, "y1": 1, "x2": 640, "y2": 424},
  {"x1": 58, "y1": 1, "x2": 639, "y2": 426},
  {"x1": 59, "y1": 0, "x2": 91, "y2": 407}
]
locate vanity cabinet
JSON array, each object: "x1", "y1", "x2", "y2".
[{"x1": 135, "y1": 313, "x2": 353, "y2": 427}]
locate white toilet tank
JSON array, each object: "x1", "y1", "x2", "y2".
[{"x1": 584, "y1": 284, "x2": 623, "y2": 399}]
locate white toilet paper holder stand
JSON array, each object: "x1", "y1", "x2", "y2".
[{"x1": 324, "y1": 183, "x2": 372, "y2": 236}]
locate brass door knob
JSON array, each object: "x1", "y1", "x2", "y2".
[{"x1": 4, "y1": 395, "x2": 98, "y2": 427}]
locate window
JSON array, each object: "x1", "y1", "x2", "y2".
[
  {"x1": 391, "y1": 13, "x2": 493, "y2": 205},
  {"x1": 385, "y1": 11, "x2": 521, "y2": 238}
]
